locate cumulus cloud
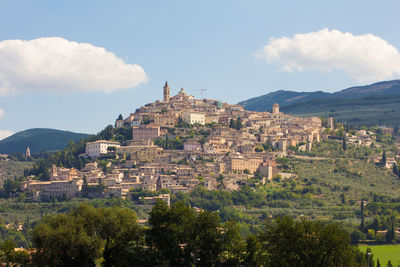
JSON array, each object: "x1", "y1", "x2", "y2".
[
  {"x1": 257, "y1": 28, "x2": 400, "y2": 82},
  {"x1": 0, "y1": 37, "x2": 148, "y2": 95},
  {"x1": 0, "y1": 107, "x2": 4, "y2": 118},
  {"x1": 0, "y1": 130, "x2": 14, "y2": 141}
]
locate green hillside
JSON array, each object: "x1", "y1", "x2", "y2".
[
  {"x1": 0, "y1": 128, "x2": 90, "y2": 154},
  {"x1": 282, "y1": 95, "x2": 400, "y2": 126}
]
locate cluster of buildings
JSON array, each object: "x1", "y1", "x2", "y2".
[
  {"x1": 21, "y1": 82, "x2": 327, "y2": 199},
  {"x1": 0, "y1": 154, "x2": 9, "y2": 161},
  {"x1": 347, "y1": 130, "x2": 375, "y2": 147}
]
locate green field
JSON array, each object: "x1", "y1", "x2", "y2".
[{"x1": 359, "y1": 245, "x2": 400, "y2": 266}]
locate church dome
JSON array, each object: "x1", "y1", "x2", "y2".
[{"x1": 178, "y1": 87, "x2": 186, "y2": 95}]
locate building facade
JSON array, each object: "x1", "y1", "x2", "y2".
[
  {"x1": 85, "y1": 140, "x2": 120, "y2": 158},
  {"x1": 182, "y1": 111, "x2": 205, "y2": 125},
  {"x1": 132, "y1": 125, "x2": 161, "y2": 141}
]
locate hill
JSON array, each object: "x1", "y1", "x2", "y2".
[
  {"x1": 0, "y1": 128, "x2": 90, "y2": 154},
  {"x1": 239, "y1": 80, "x2": 400, "y2": 126}
]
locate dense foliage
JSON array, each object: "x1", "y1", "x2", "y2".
[{"x1": 0, "y1": 202, "x2": 371, "y2": 266}]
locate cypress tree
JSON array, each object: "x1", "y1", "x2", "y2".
[
  {"x1": 360, "y1": 200, "x2": 365, "y2": 231},
  {"x1": 342, "y1": 136, "x2": 347, "y2": 151},
  {"x1": 236, "y1": 117, "x2": 243, "y2": 130},
  {"x1": 382, "y1": 151, "x2": 387, "y2": 165},
  {"x1": 385, "y1": 220, "x2": 395, "y2": 243},
  {"x1": 229, "y1": 119, "x2": 236, "y2": 129}
]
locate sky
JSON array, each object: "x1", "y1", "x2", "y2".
[{"x1": 0, "y1": 0, "x2": 400, "y2": 138}]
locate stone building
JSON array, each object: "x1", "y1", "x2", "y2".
[
  {"x1": 132, "y1": 125, "x2": 160, "y2": 141},
  {"x1": 85, "y1": 140, "x2": 120, "y2": 158},
  {"x1": 272, "y1": 103, "x2": 279, "y2": 114}
]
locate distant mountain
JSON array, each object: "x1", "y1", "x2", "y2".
[
  {"x1": 0, "y1": 128, "x2": 90, "y2": 155},
  {"x1": 336, "y1": 80, "x2": 400, "y2": 98},
  {"x1": 239, "y1": 90, "x2": 330, "y2": 112},
  {"x1": 239, "y1": 80, "x2": 400, "y2": 112},
  {"x1": 238, "y1": 80, "x2": 400, "y2": 126}
]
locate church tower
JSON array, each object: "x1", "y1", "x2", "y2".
[
  {"x1": 272, "y1": 103, "x2": 279, "y2": 114},
  {"x1": 163, "y1": 81, "x2": 170, "y2": 102},
  {"x1": 25, "y1": 146, "x2": 31, "y2": 158}
]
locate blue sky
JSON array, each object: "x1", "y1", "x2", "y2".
[{"x1": 0, "y1": 0, "x2": 400, "y2": 137}]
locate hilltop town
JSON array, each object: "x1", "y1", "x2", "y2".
[{"x1": 20, "y1": 82, "x2": 329, "y2": 200}]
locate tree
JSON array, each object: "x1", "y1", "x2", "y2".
[
  {"x1": 32, "y1": 204, "x2": 143, "y2": 267},
  {"x1": 146, "y1": 200, "x2": 245, "y2": 266},
  {"x1": 98, "y1": 125, "x2": 114, "y2": 140},
  {"x1": 2, "y1": 179, "x2": 21, "y2": 196},
  {"x1": 146, "y1": 200, "x2": 196, "y2": 266},
  {"x1": 96, "y1": 206, "x2": 143, "y2": 267},
  {"x1": 360, "y1": 199, "x2": 365, "y2": 231},
  {"x1": 0, "y1": 240, "x2": 30, "y2": 266},
  {"x1": 243, "y1": 234, "x2": 263, "y2": 267},
  {"x1": 382, "y1": 151, "x2": 387, "y2": 165},
  {"x1": 342, "y1": 135, "x2": 347, "y2": 151},
  {"x1": 229, "y1": 119, "x2": 236, "y2": 129},
  {"x1": 365, "y1": 248, "x2": 374, "y2": 267},
  {"x1": 350, "y1": 229, "x2": 366, "y2": 245},
  {"x1": 393, "y1": 164, "x2": 398, "y2": 176},
  {"x1": 189, "y1": 211, "x2": 224, "y2": 266},
  {"x1": 32, "y1": 213, "x2": 102, "y2": 266},
  {"x1": 220, "y1": 221, "x2": 246, "y2": 265},
  {"x1": 385, "y1": 220, "x2": 396, "y2": 244},
  {"x1": 340, "y1": 193, "x2": 347, "y2": 204},
  {"x1": 254, "y1": 146, "x2": 263, "y2": 152},
  {"x1": 107, "y1": 146, "x2": 116, "y2": 152},
  {"x1": 258, "y1": 216, "x2": 360, "y2": 267},
  {"x1": 236, "y1": 117, "x2": 243, "y2": 130}
]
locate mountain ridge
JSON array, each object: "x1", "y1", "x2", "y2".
[
  {"x1": 238, "y1": 80, "x2": 400, "y2": 126},
  {"x1": 239, "y1": 80, "x2": 400, "y2": 111},
  {"x1": 0, "y1": 128, "x2": 90, "y2": 155}
]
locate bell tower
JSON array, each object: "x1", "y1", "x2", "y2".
[{"x1": 163, "y1": 81, "x2": 170, "y2": 102}]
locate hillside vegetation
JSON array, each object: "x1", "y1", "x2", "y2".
[
  {"x1": 282, "y1": 95, "x2": 400, "y2": 126},
  {"x1": 0, "y1": 161, "x2": 33, "y2": 185}
]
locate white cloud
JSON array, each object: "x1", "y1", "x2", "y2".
[
  {"x1": 0, "y1": 37, "x2": 148, "y2": 95},
  {"x1": 0, "y1": 107, "x2": 4, "y2": 118},
  {"x1": 257, "y1": 28, "x2": 400, "y2": 82},
  {"x1": 0, "y1": 130, "x2": 14, "y2": 141}
]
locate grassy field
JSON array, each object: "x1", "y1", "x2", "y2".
[{"x1": 359, "y1": 245, "x2": 400, "y2": 266}]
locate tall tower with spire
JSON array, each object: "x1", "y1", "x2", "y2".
[
  {"x1": 163, "y1": 81, "x2": 170, "y2": 102},
  {"x1": 25, "y1": 146, "x2": 31, "y2": 158}
]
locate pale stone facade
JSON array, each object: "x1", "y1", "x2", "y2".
[
  {"x1": 85, "y1": 140, "x2": 120, "y2": 158},
  {"x1": 182, "y1": 111, "x2": 205, "y2": 125}
]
